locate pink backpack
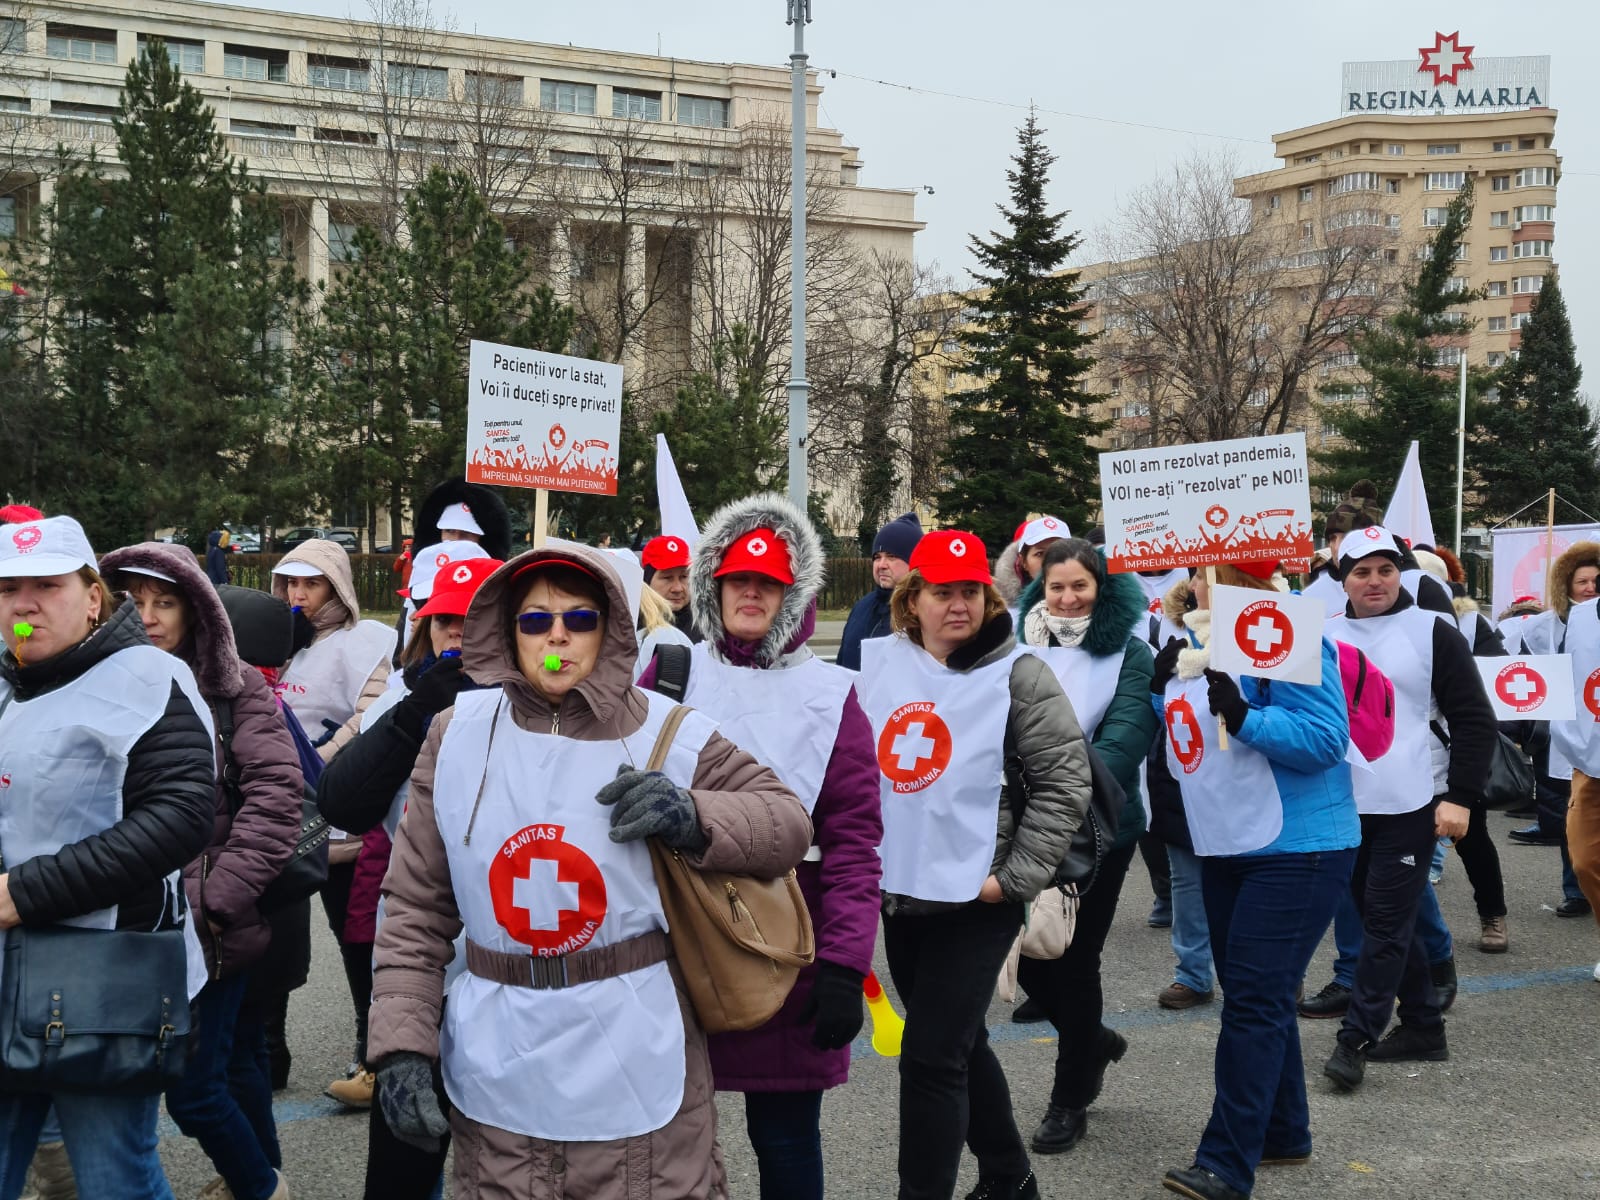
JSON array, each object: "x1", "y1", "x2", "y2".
[{"x1": 1338, "y1": 641, "x2": 1396, "y2": 760}]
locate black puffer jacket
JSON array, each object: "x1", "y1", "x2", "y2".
[{"x1": 2, "y1": 602, "x2": 216, "y2": 931}]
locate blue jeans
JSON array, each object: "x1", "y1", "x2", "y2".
[
  {"x1": 743, "y1": 1090, "x2": 824, "y2": 1200},
  {"x1": 1167, "y1": 844, "x2": 1215, "y2": 992},
  {"x1": 166, "y1": 975, "x2": 279, "y2": 1200},
  {"x1": 1195, "y1": 849, "x2": 1356, "y2": 1196},
  {"x1": 229, "y1": 1003, "x2": 281, "y2": 1170},
  {"x1": 0, "y1": 1091, "x2": 171, "y2": 1200},
  {"x1": 1331, "y1": 875, "x2": 1452, "y2": 987}
]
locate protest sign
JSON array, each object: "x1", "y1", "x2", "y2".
[
  {"x1": 1489, "y1": 523, "x2": 1600, "y2": 617},
  {"x1": 1473, "y1": 655, "x2": 1575, "y2": 722},
  {"x1": 1209, "y1": 584, "x2": 1326, "y2": 686},
  {"x1": 466, "y1": 340, "x2": 623, "y2": 496},
  {"x1": 1099, "y1": 433, "x2": 1314, "y2": 574}
]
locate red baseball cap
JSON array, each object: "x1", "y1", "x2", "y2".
[
  {"x1": 641, "y1": 535, "x2": 691, "y2": 571},
  {"x1": 415, "y1": 558, "x2": 503, "y2": 619},
  {"x1": 715, "y1": 527, "x2": 794, "y2": 585},
  {"x1": 911, "y1": 530, "x2": 992, "y2": 585}
]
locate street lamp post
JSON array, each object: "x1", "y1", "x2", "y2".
[{"x1": 785, "y1": 0, "x2": 811, "y2": 510}]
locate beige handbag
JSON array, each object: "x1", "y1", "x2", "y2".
[
  {"x1": 997, "y1": 886, "x2": 1080, "y2": 1004},
  {"x1": 644, "y1": 705, "x2": 816, "y2": 1033}
]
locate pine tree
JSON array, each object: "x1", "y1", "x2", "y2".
[
  {"x1": 1313, "y1": 183, "x2": 1491, "y2": 523},
  {"x1": 1473, "y1": 274, "x2": 1599, "y2": 521},
  {"x1": 936, "y1": 115, "x2": 1104, "y2": 550}
]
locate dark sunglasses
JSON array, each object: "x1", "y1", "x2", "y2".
[{"x1": 516, "y1": 609, "x2": 601, "y2": 636}]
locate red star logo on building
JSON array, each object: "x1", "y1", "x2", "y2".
[{"x1": 1418, "y1": 31, "x2": 1475, "y2": 87}]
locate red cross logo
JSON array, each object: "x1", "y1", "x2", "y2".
[
  {"x1": 450, "y1": 563, "x2": 474, "y2": 584},
  {"x1": 1362, "y1": 526, "x2": 1383, "y2": 540},
  {"x1": 1205, "y1": 505, "x2": 1228, "y2": 528},
  {"x1": 1166, "y1": 697, "x2": 1204, "y2": 774},
  {"x1": 876, "y1": 703, "x2": 953, "y2": 794},
  {"x1": 665, "y1": 539, "x2": 679, "y2": 553},
  {"x1": 11, "y1": 526, "x2": 41, "y2": 552},
  {"x1": 549, "y1": 424, "x2": 567, "y2": 449},
  {"x1": 1149, "y1": 597, "x2": 1162, "y2": 614},
  {"x1": 1584, "y1": 668, "x2": 1600, "y2": 723},
  {"x1": 1042, "y1": 518, "x2": 1059, "y2": 531},
  {"x1": 1494, "y1": 662, "x2": 1547, "y2": 714},
  {"x1": 1234, "y1": 600, "x2": 1294, "y2": 670},
  {"x1": 1418, "y1": 31, "x2": 1475, "y2": 87},
  {"x1": 745, "y1": 536, "x2": 768, "y2": 557},
  {"x1": 435, "y1": 552, "x2": 451, "y2": 567},
  {"x1": 487, "y1": 824, "x2": 608, "y2": 954},
  {"x1": 949, "y1": 539, "x2": 968, "y2": 558}
]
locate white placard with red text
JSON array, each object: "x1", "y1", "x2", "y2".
[
  {"x1": 1473, "y1": 655, "x2": 1575, "y2": 722},
  {"x1": 1099, "y1": 433, "x2": 1314, "y2": 574},
  {"x1": 1209, "y1": 585, "x2": 1326, "y2": 686}
]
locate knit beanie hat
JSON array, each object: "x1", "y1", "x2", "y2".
[{"x1": 872, "y1": 512, "x2": 923, "y2": 562}]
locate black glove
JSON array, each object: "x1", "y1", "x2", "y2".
[
  {"x1": 393, "y1": 655, "x2": 467, "y2": 739},
  {"x1": 1203, "y1": 669, "x2": 1249, "y2": 736},
  {"x1": 800, "y1": 959, "x2": 866, "y2": 1050},
  {"x1": 376, "y1": 1052, "x2": 449, "y2": 1152},
  {"x1": 596, "y1": 766, "x2": 708, "y2": 851},
  {"x1": 1151, "y1": 637, "x2": 1184, "y2": 694}
]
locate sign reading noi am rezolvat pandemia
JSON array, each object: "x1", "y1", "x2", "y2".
[
  {"x1": 466, "y1": 340, "x2": 623, "y2": 496},
  {"x1": 1099, "y1": 433, "x2": 1314, "y2": 575}
]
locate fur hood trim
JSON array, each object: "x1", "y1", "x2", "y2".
[
  {"x1": 99, "y1": 541, "x2": 246, "y2": 699},
  {"x1": 1452, "y1": 595, "x2": 1481, "y2": 617},
  {"x1": 690, "y1": 493, "x2": 825, "y2": 667},
  {"x1": 1015, "y1": 564, "x2": 1146, "y2": 659},
  {"x1": 1551, "y1": 541, "x2": 1600, "y2": 621},
  {"x1": 1161, "y1": 576, "x2": 1194, "y2": 626},
  {"x1": 994, "y1": 541, "x2": 1026, "y2": 606}
]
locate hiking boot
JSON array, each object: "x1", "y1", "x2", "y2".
[
  {"x1": 1430, "y1": 957, "x2": 1458, "y2": 1012},
  {"x1": 1478, "y1": 916, "x2": 1508, "y2": 953},
  {"x1": 963, "y1": 1171, "x2": 1039, "y2": 1200},
  {"x1": 1161, "y1": 1165, "x2": 1248, "y2": 1200},
  {"x1": 1158, "y1": 982, "x2": 1214, "y2": 1010},
  {"x1": 325, "y1": 1067, "x2": 375, "y2": 1108},
  {"x1": 1297, "y1": 979, "x2": 1351, "y2": 1019},
  {"x1": 1322, "y1": 1039, "x2": 1366, "y2": 1091},
  {"x1": 1011, "y1": 996, "x2": 1049, "y2": 1024},
  {"x1": 1365, "y1": 1022, "x2": 1448, "y2": 1063},
  {"x1": 1030, "y1": 1104, "x2": 1086, "y2": 1154},
  {"x1": 1086, "y1": 1024, "x2": 1128, "y2": 1104}
]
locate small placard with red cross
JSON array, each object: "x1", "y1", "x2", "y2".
[
  {"x1": 1209, "y1": 585, "x2": 1326, "y2": 686},
  {"x1": 1473, "y1": 655, "x2": 1575, "y2": 722}
]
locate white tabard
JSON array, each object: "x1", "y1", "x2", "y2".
[
  {"x1": 430, "y1": 688, "x2": 713, "y2": 1141},
  {"x1": 681, "y1": 644, "x2": 853, "y2": 814},
  {"x1": 858, "y1": 635, "x2": 1015, "y2": 902},
  {"x1": 278, "y1": 620, "x2": 394, "y2": 741},
  {"x1": 1552, "y1": 600, "x2": 1600, "y2": 777},
  {"x1": 1162, "y1": 672, "x2": 1283, "y2": 856},
  {"x1": 1302, "y1": 571, "x2": 1347, "y2": 619},
  {"x1": 1328, "y1": 608, "x2": 1440, "y2": 814},
  {"x1": 1018, "y1": 644, "x2": 1121, "y2": 740}
]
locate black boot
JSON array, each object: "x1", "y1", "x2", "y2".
[
  {"x1": 1429, "y1": 957, "x2": 1458, "y2": 1013},
  {"x1": 1086, "y1": 1025, "x2": 1128, "y2": 1104},
  {"x1": 1162, "y1": 1165, "x2": 1248, "y2": 1200},
  {"x1": 965, "y1": 1171, "x2": 1040, "y2": 1200},
  {"x1": 1031, "y1": 1104, "x2": 1086, "y2": 1154},
  {"x1": 1365, "y1": 1021, "x2": 1448, "y2": 1062},
  {"x1": 1011, "y1": 996, "x2": 1049, "y2": 1024}
]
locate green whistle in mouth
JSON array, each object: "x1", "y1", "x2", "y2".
[
  {"x1": 11, "y1": 622, "x2": 32, "y2": 639},
  {"x1": 543, "y1": 653, "x2": 561, "y2": 672}
]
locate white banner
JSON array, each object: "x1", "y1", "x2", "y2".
[
  {"x1": 1099, "y1": 433, "x2": 1314, "y2": 574},
  {"x1": 1473, "y1": 655, "x2": 1575, "y2": 722},
  {"x1": 1384, "y1": 441, "x2": 1437, "y2": 550},
  {"x1": 1209, "y1": 585, "x2": 1326, "y2": 686},
  {"x1": 654, "y1": 433, "x2": 699, "y2": 546},
  {"x1": 1489, "y1": 523, "x2": 1600, "y2": 618}
]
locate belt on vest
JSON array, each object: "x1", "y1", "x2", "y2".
[{"x1": 464, "y1": 929, "x2": 672, "y2": 989}]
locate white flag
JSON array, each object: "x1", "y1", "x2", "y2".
[
  {"x1": 1384, "y1": 442, "x2": 1438, "y2": 550},
  {"x1": 1210, "y1": 585, "x2": 1326, "y2": 686},
  {"x1": 655, "y1": 433, "x2": 699, "y2": 546},
  {"x1": 1473, "y1": 655, "x2": 1576, "y2": 722}
]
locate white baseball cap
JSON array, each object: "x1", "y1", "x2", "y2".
[
  {"x1": 1019, "y1": 516, "x2": 1070, "y2": 548},
  {"x1": 406, "y1": 540, "x2": 489, "y2": 601},
  {"x1": 437, "y1": 502, "x2": 485, "y2": 537},
  {"x1": 0, "y1": 516, "x2": 97, "y2": 578},
  {"x1": 1338, "y1": 524, "x2": 1406, "y2": 571},
  {"x1": 271, "y1": 560, "x2": 326, "y2": 579},
  {"x1": 115, "y1": 565, "x2": 178, "y2": 584}
]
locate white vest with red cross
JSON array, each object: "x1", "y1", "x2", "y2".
[
  {"x1": 858, "y1": 634, "x2": 1014, "y2": 902},
  {"x1": 1019, "y1": 644, "x2": 1121, "y2": 741},
  {"x1": 1161, "y1": 669, "x2": 1283, "y2": 856},
  {"x1": 1552, "y1": 599, "x2": 1600, "y2": 777},
  {"x1": 429, "y1": 687, "x2": 714, "y2": 1142}
]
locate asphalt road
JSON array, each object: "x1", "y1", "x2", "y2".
[{"x1": 154, "y1": 811, "x2": 1600, "y2": 1199}]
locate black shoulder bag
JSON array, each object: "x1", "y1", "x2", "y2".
[
  {"x1": 1005, "y1": 727, "x2": 1124, "y2": 897},
  {"x1": 1429, "y1": 718, "x2": 1535, "y2": 813}
]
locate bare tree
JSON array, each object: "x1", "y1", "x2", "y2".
[{"x1": 1097, "y1": 152, "x2": 1392, "y2": 445}]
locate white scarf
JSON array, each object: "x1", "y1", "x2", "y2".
[
  {"x1": 1177, "y1": 610, "x2": 1212, "y2": 679},
  {"x1": 1024, "y1": 604, "x2": 1092, "y2": 649}
]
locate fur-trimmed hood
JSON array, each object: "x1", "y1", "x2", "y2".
[
  {"x1": 690, "y1": 492, "x2": 825, "y2": 668},
  {"x1": 413, "y1": 477, "x2": 513, "y2": 561},
  {"x1": 1015, "y1": 561, "x2": 1146, "y2": 659},
  {"x1": 994, "y1": 541, "x2": 1026, "y2": 606},
  {"x1": 99, "y1": 541, "x2": 246, "y2": 699},
  {"x1": 1452, "y1": 595, "x2": 1481, "y2": 618},
  {"x1": 1161, "y1": 576, "x2": 1194, "y2": 626},
  {"x1": 1551, "y1": 541, "x2": 1600, "y2": 620}
]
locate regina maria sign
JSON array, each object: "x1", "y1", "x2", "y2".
[{"x1": 1341, "y1": 33, "x2": 1549, "y2": 115}]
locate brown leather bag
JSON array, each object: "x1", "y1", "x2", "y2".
[{"x1": 644, "y1": 705, "x2": 816, "y2": 1033}]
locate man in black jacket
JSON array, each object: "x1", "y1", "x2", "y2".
[{"x1": 837, "y1": 512, "x2": 921, "y2": 671}]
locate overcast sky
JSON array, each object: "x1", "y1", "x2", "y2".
[{"x1": 275, "y1": 0, "x2": 1600, "y2": 377}]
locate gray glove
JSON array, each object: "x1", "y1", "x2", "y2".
[
  {"x1": 596, "y1": 766, "x2": 708, "y2": 850},
  {"x1": 376, "y1": 1052, "x2": 449, "y2": 1152}
]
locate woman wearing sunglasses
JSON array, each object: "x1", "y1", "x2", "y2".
[{"x1": 366, "y1": 541, "x2": 810, "y2": 1199}]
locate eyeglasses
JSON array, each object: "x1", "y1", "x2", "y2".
[{"x1": 516, "y1": 609, "x2": 601, "y2": 636}]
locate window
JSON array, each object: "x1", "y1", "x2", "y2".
[
  {"x1": 1327, "y1": 171, "x2": 1381, "y2": 196},
  {"x1": 1448, "y1": 276, "x2": 1470, "y2": 293},
  {"x1": 1297, "y1": 185, "x2": 1312, "y2": 203},
  {"x1": 1492, "y1": 141, "x2": 1512, "y2": 152},
  {"x1": 386, "y1": 63, "x2": 447, "y2": 99},
  {"x1": 1324, "y1": 209, "x2": 1388, "y2": 232},
  {"x1": 1513, "y1": 240, "x2": 1553, "y2": 259},
  {"x1": 231, "y1": 119, "x2": 295, "y2": 139},
  {"x1": 46, "y1": 24, "x2": 116, "y2": 64},
  {"x1": 1425, "y1": 171, "x2": 1466, "y2": 191},
  {"x1": 1514, "y1": 204, "x2": 1554, "y2": 223},
  {"x1": 940, "y1": 339, "x2": 959, "y2": 354},
  {"x1": 328, "y1": 222, "x2": 360, "y2": 262},
  {"x1": 1386, "y1": 143, "x2": 1405, "y2": 155},
  {"x1": 0, "y1": 197, "x2": 14, "y2": 239},
  {"x1": 611, "y1": 88, "x2": 661, "y2": 120},
  {"x1": 464, "y1": 72, "x2": 522, "y2": 107},
  {"x1": 1487, "y1": 351, "x2": 1507, "y2": 367},
  {"x1": 1487, "y1": 316, "x2": 1508, "y2": 332},
  {"x1": 1515, "y1": 167, "x2": 1556, "y2": 187},
  {"x1": 1489, "y1": 246, "x2": 1508, "y2": 262},
  {"x1": 540, "y1": 79, "x2": 595, "y2": 115},
  {"x1": 1109, "y1": 406, "x2": 1122, "y2": 420},
  {"x1": 224, "y1": 46, "x2": 288, "y2": 83},
  {"x1": 51, "y1": 101, "x2": 117, "y2": 123},
  {"x1": 315, "y1": 126, "x2": 377, "y2": 145},
  {"x1": 551, "y1": 149, "x2": 600, "y2": 169},
  {"x1": 678, "y1": 95, "x2": 728, "y2": 128},
  {"x1": 0, "y1": 18, "x2": 22, "y2": 55},
  {"x1": 265, "y1": 227, "x2": 289, "y2": 258},
  {"x1": 1511, "y1": 312, "x2": 1532, "y2": 330},
  {"x1": 1296, "y1": 154, "x2": 1320, "y2": 165},
  {"x1": 308, "y1": 56, "x2": 369, "y2": 92},
  {"x1": 1490, "y1": 211, "x2": 1509, "y2": 227},
  {"x1": 1384, "y1": 248, "x2": 1399, "y2": 264},
  {"x1": 1491, "y1": 175, "x2": 1510, "y2": 192},
  {"x1": 1108, "y1": 376, "x2": 1122, "y2": 394},
  {"x1": 0, "y1": 96, "x2": 28, "y2": 114},
  {"x1": 1300, "y1": 221, "x2": 1314, "y2": 240},
  {"x1": 1513, "y1": 275, "x2": 1545, "y2": 295},
  {"x1": 1422, "y1": 207, "x2": 1450, "y2": 227},
  {"x1": 623, "y1": 156, "x2": 673, "y2": 175},
  {"x1": 1519, "y1": 137, "x2": 1536, "y2": 150},
  {"x1": 1266, "y1": 194, "x2": 1280, "y2": 210},
  {"x1": 1487, "y1": 280, "x2": 1508, "y2": 297},
  {"x1": 1386, "y1": 179, "x2": 1400, "y2": 194},
  {"x1": 139, "y1": 37, "x2": 205, "y2": 73},
  {"x1": 1322, "y1": 351, "x2": 1358, "y2": 373},
  {"x1": 1426, "y1": 143, "x2": 1459, "y2": 155},
  {"x1": 1434, "y1": 347, "x2": 1463, "y2": 366}
]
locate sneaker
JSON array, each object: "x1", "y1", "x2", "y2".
[
  {"x1": 1297, "y1": 980, "x2": 1351, "y2": 1019},
  {"x1": 1086, "y1": 1025, "x2": 1128, "y2": 1104},
  {"x1": 1011, "y1": 996, "x2": 1049, "y2": 1024},
  {"x1": 1158, "y1": 982, "x2": 1214, "y2": 1010},
  {"x1": 1322, "y1": 1039, "x2": 1366, "y2": 1091},
  {"x1": 1147, "y1": 898, "x2": 1173, "y2": 928},
  {"x1": 1556, "y1": 896, "x2": 1592, "y2": 918},
  {"x1": 1365, "y1": 1021, "x2": 1448, "y2": 1062},
  {"x1": 1030, "y1": 1104, "x2": 1086, "y2": 1154},
  {"x1": 1428, "y1": 864, "x2": 1444, "y2": 885},
  {"x1": 1161, "y1": 1164, "x2": 1248, "y2": 1200},
  {"x1": 325, "y1": 1067, "x2": 375, "y2": 1108},
  {"x1": 963, "y1": 1171, "x2": 1039, "y2": 1200},
  {"x1": 1478, "y1": 915, "x2": 1509, "y2": 953},
  {"x1": 1430, "y1": 957, "x2": 1458, "y2": 1013}
]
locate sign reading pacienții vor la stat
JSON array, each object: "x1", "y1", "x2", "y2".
[{"x1": 1341, "y1": 32, "x2": 1549, "y2": 115}]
